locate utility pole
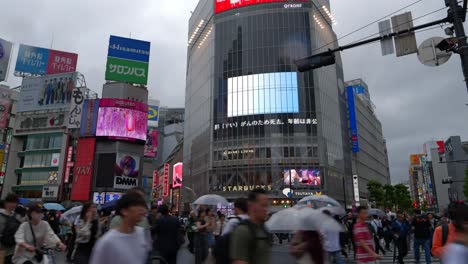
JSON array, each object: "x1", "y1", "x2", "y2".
[{"x1": 446, "y1": 0, "x2": 468, "y2": 92}]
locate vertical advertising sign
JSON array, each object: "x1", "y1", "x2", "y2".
[
  {"x1": 18, "y1": 72, "x2": 77, "y2": 112},
  {"x1": 67, "y1": 87, "x2": 87, "y2": 130},
  {"x1": 64, "y1": 146, "x2": 73, "y2": 183},
  {"x1": 0, "y1": 98, "x2": 11, "y2": 129},
  {"x1": 80, "y1": 99, "x2": 99, "y2": 137},
  {"x1": 148, "y1": 104, "x2": 159, "y2": 127},
  {"x1": 0, "y1": 38, "x2": 13, "y2": 82},
  {"x1": 144, "y1": 129, "x2": 158, "y2": 157},
  {"x1": 105, "y1": 36, "x2": 151, "y2": 85},
  {"x1": 114, "y1": 153, "x2": 140, "y2": 190},
  {"x1": 347, "y1": 86, "x2": 360, "y2": 153},
  {"x1": 14, "y1": 44, "x2": 78, "y2": 76},
  {"x1": 70, "y1": 138, "x2": 96, "y2": 201},
  {"x1": 353, "y1": 175, "x2": 360, "y2": 205},
  {"x1": 163, "y1": 164, "x2": 169, "y2": 197},
  {"x1": 172, "y1": 162, "x2": 183, "y2": 188}
]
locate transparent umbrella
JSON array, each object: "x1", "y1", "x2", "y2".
[
  {"x1": 368, "y1": 208, "x2": 386, "y2": 217},
  {"x1": 297, "y1": 195, "x2": 345, "y2": 216},
  {"x1": 193, "y1": 194, "x2": 229, "y2": 206},
  {"x1": 266, "y1": 206, "x2": 343, "y2": 233}
]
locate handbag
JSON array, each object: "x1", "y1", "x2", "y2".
[{"x1": 28, "y1": 222, "x2": 44, "y2": 263}]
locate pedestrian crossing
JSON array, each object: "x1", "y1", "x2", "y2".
[{"x1": 341, "y1": 247, "x2": 442, "y2": 264}]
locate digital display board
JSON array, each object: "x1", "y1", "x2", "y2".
[
  {"x1": 215, "y1": 0, "x2": 307, "y2": 14},
  {"x1": 96, "y1": 99, "x2": 148, "y2": 141},
  {"x1": 283, "y1": 169, "x2": 321, "y2": 186},
  {"x1": 227, "y1": 72, "x2": 299, "y2": 117}
]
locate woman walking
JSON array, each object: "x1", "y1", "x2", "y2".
[
  {"x1": 74, "y1": 202, "x2": 100, "y2": 264},
  {"x1": 194, "y1": 209, "x2": 209, "y2": 264}
]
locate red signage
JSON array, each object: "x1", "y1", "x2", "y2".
[
  {"x1": 172, "y1": 163, "x2": 183, "y2": 188},
  {"x1": 64, "y1": 146, "x2": 74, "y2": 183},
  {"x1": 163, "y1": 164, "x2": 169, "y2": 197},
  {"x1": 70, "y1": 138, "x2": 96, "y2": 201},
  {"x1": 152, "y1": 170, "x2": 159, "y2": 189},
  {"x1": 46, "y1": 49, "x2": 78, "y2": 75},
  {"x1": 437, "y1": 141, "x2": 445, "y2": 154},
  {"x1": 215, "y1": 0, "x2": 307, "y2": 14}
]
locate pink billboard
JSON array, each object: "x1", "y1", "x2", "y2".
[
  {"x1": 46, "y1": 49, "x2": 78, "y2": 75},
  {"x1": 172, "y1": 162, "x2": 183, "y2": 188},
  {"x1": 96, "y1": 99, "x2": 148, "y2": 141},
  {"x1": 215, "y1": 0, "x2": 308, "y2": 14},
  {"x1": 144, "y1": 129, "x2": 158, "y2": 157},
  {"x1": 0, "y1": 98, "x2": 10, "y2": 129}
]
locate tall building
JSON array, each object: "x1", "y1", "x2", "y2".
[
  {"x1": 184, "y1": 0, "x2": 352, "y2": 205},
  {"x1": 345, "y1": 79, "x2": 391, "y2": 205},
  {"x1": 443, "y1": 136, "x2": 468, "y2": 201},
  {"x1": 424, "y1": 141, "x2": 450, "y2": 212}
]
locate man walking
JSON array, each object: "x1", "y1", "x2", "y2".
[
  {"x1": 90, "y1": 192, "x2": 151, "y2": 264},
  {"x1": 0, "y1": 193, "x2": 20, "y2": 264},
  {"x1": 353, "y1": 206, "x2": 381, "y2": 263},
  {"x1": 230, "y1": 188, "x2": 271, "y2": 264},
  {"x1": 152, "y1": 204, "x2": 182, "y2": 264},
  {"x1": 412, "y1": 210, "x2": 432, "y2": 264},
  {"x1": 392, "y1": 211, "x2": 410, "y2": 264},
  {"x1": 222, "y1": 198, "x2": 248, "y2": 235}
]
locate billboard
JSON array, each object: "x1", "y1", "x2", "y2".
[
  {"x1": 14, "y1": 44, "x2": 78, "y2": 76},
  {"x1": 347, "y1": 86, "x2": 360, "y2": 152},
  {"x1": 227, "y1": 72, "x2": 299, "y2": 117},
  {"x1": 114, "y1": 153, "x2": 140, "y2": 190},
  {"x1": 96, "y1": 99, "x2": 147, "y2": 141},
  {"x1": 173, "y1": 162, "x2": 183, "y2": 188},
  {"x1": 105, "y1": 35, "x2": 151, "y2": 85},
  {"x1": 215, "y1": 0, "x2": 307, "y2": 13},
  {"x1": 0, "y1": 38, "x2": 13, "y2": 82},
  {"x1": 0, "y1": 98, "x2": 10, "y2": 129},
  {"x1": 144, "y1": 128, "x2": 158, "y2": 157},
  {"x1": 437, "y1": 141, "x2": 445, "y2": 154},
  {"x1": 410, "y1": 154, "x2": 424, "y2": 165},
  {"x1": 80, "y1": 99, "x2": 99, "y2": 137},
  {"x1": 283, "y1": 169, "x2": 321, "y2": 187},
  {"x1": 70, "y1": 138, "x2": 96, "y2": 201},
  {"x1": 148, "y1": 104, "x2": 159, "y2": 127},
  {"x1": 17, "y1": 72, "x2": 77, "y2": 112},
  {"x1": 50, "y1": 153, "x2": 60, "y2": 167},
  {"x1": 163, "y1": 164, "x2": 169, "y2": 196},
  {"x1": 67, "y1": 86, "x2": 87, "y2": 129}
]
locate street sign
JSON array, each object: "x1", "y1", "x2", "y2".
[
  {"x1": 417, "y1": 37, "x2": 452, "y2": 67},
  {"x1": 392, "y1": 12, "x2": 418, "y2": 57},
  {"x1": 378, "y1": 20, "x2": 395, "y2": 56}
]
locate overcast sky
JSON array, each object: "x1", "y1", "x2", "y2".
[{"x1": 1, "y1": 0, "x2": 467, "y2": 184}]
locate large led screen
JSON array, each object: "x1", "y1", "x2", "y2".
[
  {"x1": 227, "y1": 72, "x2": 299, "y2": 117},
  {"x1": 283, "y1": 169, "x2": 321, "y2": 186},
  {"x1": 96, "y1": 99, "x2": 148, "y2": 141},
  {"x1": 215, "y1": 0, "x2": 307, "y2": 14}
]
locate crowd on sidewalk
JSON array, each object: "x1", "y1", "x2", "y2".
[{"x1": 0, "y1": 187, "x2": 465, "y2": 264}]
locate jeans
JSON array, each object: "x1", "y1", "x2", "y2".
[
  {"x1": 328, "y1": 250, "x2": 344, "y2": 264},
  {"x1": 414, "y1": 239, "x2": 431, "y2": 264},
  {"x1": 396, "y1": 237, "x2": 408, "y2": 264},
  {"x1": 194, "y1": 233, "x2": 208, "y2": 264}
]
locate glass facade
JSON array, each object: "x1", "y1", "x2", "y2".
[{"x1": 184, "y1": 0, "x2": 349, "y2": 202}]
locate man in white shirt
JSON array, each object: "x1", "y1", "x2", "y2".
[
  {"x1": 221, "y1": 198, "x2": 248, "y2": 236},
  {"x1": 90, "y1": 192, "x2": 151, "y2": 264},
  {"x1": 322, "y1": 210, "x2": 344, "y2": 264},
  {"x1": 370, "y1": 214, "x2": 386, "y2": 255}
]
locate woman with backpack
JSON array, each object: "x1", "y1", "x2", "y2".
[
  {"x1": 73, "y1": 202, "x2": 100, "y2": 264},
  {"x1": 13, "y1": 203, "x2": 66, "y2": 264}
]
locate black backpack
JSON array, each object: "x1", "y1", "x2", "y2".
[
  {"x1": 0, "y1": 214, "x2": 21, "y2": 248},
  {"x1": 441, "y1": 224, "x2": 449, "y2": 246}
]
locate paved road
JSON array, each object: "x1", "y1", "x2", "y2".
[{"x1": 52, "y1": 243, "x2": 442, "y2": 264}]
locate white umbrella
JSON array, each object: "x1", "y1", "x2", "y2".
[
  {"x1": 266, "y1": 206, "x2": 343, "y2": 233},
  {"x1": 297, "y1": 195, "x2": 345, "y2": 216},
  {"x1": 193, "y1": 194, "x2": 229, "y2": 206},
  {"x1": 62, "y1": 205, "x2": 82, "y2": 224},
  {"x1": 369, "y1": 208, "x2": 386, "y2": 217}
]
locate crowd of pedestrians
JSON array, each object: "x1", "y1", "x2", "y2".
[{"x1": 0, "y1": 188, "x2": 466, "y2": 264}]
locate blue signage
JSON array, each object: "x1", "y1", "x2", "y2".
[
  {"x1": 148, "y1": 105, "x2": 159, "y2": 122},
  {"x1": 15, "y1": 44, "x2": 49, "y2": 75},
  {"x1": 347, "y1": 86, "x2": 360, "y2": 153},
  {"x1": 108, "y1": 36, "x2": 151, "y2": 63}
]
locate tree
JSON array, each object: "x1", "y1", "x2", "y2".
[
  {"x1": 394, "y1": 184, "x2": 412, "y2": 211},
  {"x1": 464, "y1": 168, "x2": 468, "y2": 201},
  {"x1": 383, "y1": 184, "x2": 395, "y2": 210},
  {"x1": 367, "y1": 180, "x2": 384, "y2": 208}
]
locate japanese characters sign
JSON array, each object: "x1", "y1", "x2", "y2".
[
  {"x1": 42, "y1": 185, "x2": 59, "y2": 200},
  {"x1": 17, "y1": 72, "x2": 77, "y2": 112},
  {"x1": 214, "y1": 118, "x2": 317, "y2": 131},
  {"x1": 105, "y1": 36, "x2": 151, "y2": 85},
  {"x1": 0, "y1": 38, "x2": 13, "y2": 82},
  {"x1": 14, "y1": 44, "x2": 78, "y2": 76},
  {"x1": 0, "y1": 98, "x2": 11, "y2": 129},
  {"x1": 67, "y1": 86, "x2": 87, "y2": 130},
  {"x1": 163, "y1": 164, "x2": 169, "y2": 197}
]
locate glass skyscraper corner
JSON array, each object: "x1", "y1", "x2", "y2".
[{"x1": 183, "y1": 0, "x2": 352, "y2": 205}]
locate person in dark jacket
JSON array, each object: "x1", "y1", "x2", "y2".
[{"x1": 152, "y1": 204, "x2": 182, "y2": 264}]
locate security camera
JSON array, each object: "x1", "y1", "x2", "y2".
[{"x1": 445, "y1": 26, "x2": 454, "y2": 36}]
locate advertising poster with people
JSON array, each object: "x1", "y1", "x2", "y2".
[
  {"x1": 283, "y1": 169, "x2": 321, "y2": 186},
  {"x1": 17, "y1": 72, "x2": 77, "y2": 112},
  {"x1": 144, "y1": 128, "x2": 158, "y2": 157},
  {"x1": 114, "y1": 153, "x2": 140, "y2": 190}
]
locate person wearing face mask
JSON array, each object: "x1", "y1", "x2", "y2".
[{"x1": 12, "y1": 203, "x2": 66, "y2": 264}]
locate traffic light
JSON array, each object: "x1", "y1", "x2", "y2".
[
  {"x1": 442, "y1": 177, "x2": 453, "y2": 184},
  {"x1": 295, "y1": 52, "x2": 336, "y2": 72}
]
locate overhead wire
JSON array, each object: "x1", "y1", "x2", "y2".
[{"x1": 312, "y1": 0, "x2": 427, "y2": 53}]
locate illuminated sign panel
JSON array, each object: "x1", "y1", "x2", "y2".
[{"x1": 215, "y1": 0, "x2": 307, "y2": 14}]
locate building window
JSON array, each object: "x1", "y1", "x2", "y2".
[
  {"x1": 25, "y1": 134, "x2": 63, "y2": 151},
  {"x1": 23, "y1": 153, "x2": 57, "y2": 168}
]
